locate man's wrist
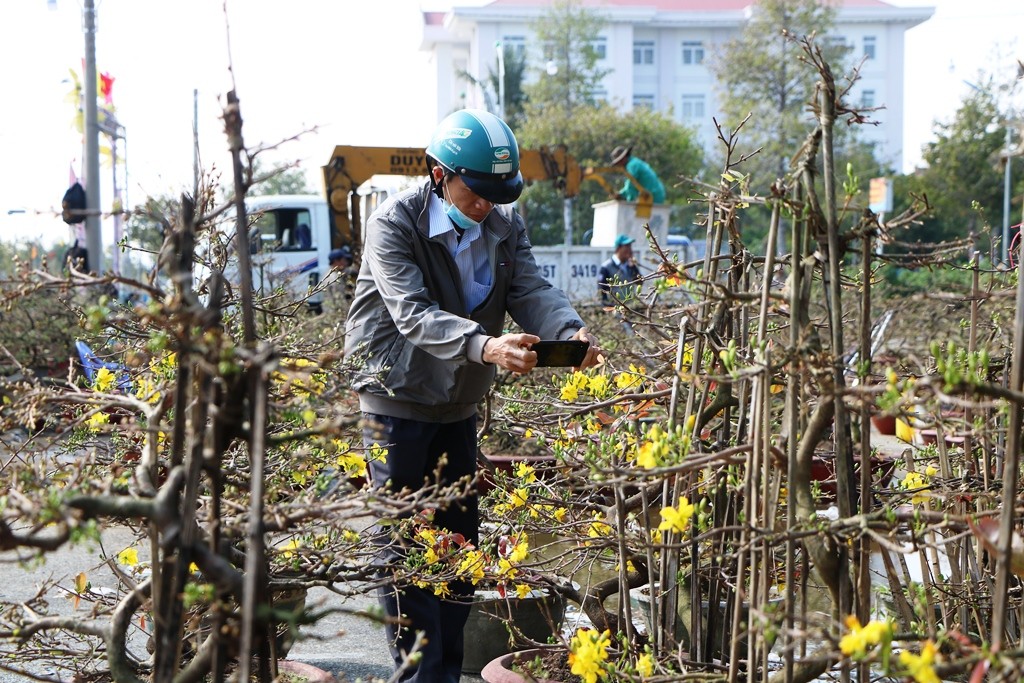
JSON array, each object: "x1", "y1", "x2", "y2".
[{"x1": 469, "y1": 334, "x2": 493, "y2": 364}]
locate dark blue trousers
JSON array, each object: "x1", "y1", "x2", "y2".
[{"x1": 363, "y1": 413, "x2": 479, "y2": 683}]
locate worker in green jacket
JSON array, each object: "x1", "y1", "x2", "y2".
[{"x1": 610, "y1": 145, "x2": 666, "y2": 204}]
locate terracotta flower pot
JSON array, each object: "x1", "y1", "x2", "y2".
[
  {"x1": 808, "y1": 452, "x2": 895, "y2": 499},
  {"x1": 870, "y1": 413, "x2": 897, "y2": 435},
  {"x1": 480, "y1": 647, "x2": 565, "y2": 683},
  {"x1": 277, "y1": 660, "x2": 336, "y2": 683},
  {"x1": 461, "y1": 589, "x2": 566, "y2": 674}
]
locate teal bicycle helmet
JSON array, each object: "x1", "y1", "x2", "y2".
[{"x1": 426, "y1": 109, "x2": 524, "y2": 204}]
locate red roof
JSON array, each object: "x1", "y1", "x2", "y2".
[
  {"x1": 423, "y1": 11, "x2": 447, "y2": 25},
  {"x1": 482, "y1": 0, "x2": 896, "y2": 9}
]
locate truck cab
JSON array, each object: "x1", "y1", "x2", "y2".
[{"x1": 239, "y1": 195, "x2": 334, "y2": 311}]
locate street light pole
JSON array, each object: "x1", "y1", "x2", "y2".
[
  {"x1": 1003, "y1": 125, "x2": 1013, "y2": 265},
  {"x1": 83, "y1": 0, "x2": 102, "y2": 273},
  {"x1": 496, "y1": 41, "x2": 505, "y2": 120}
]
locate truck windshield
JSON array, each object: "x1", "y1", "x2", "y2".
[{"x1": 251, "y1": 208, "x2": 314, "y2": 252}]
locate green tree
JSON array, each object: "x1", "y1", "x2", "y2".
[
  {"x1": 707, "y1": 0, "x2": 891, "y2": 252},
  {"x1": 708, "y1": 0, "x2": 866, "y2": 190},
  {"x1": 251, "y1": 162, "x2": 314, "y2": 196},
  {"x1": 461, "y1": 44, "x2": 530, "y2": 131},
  {"x1": 515, "y1": 0, "x2": 702, "y2": 244},
  {"x1": 525, "y1": 0, "x2": 609, "y2": 105},
  {"x1": 522, "y1": 0, "x2": 610, "y2": 140},
  {"x1": 894, "y1": 80, "x2": 1013, "y2": 251},
  {"x1": 519, "y1": 104, "x2": 703, "y2": 245}
]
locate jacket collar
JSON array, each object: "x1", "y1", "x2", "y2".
[{"x1": 415, "y1": 179, "x2": 512, "y2": 242}]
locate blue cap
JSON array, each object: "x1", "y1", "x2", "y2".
[
  {"x1": 329, "y1": 246, "x2": 352, "y2": 262},
  {"x1": 614, "y1": 234, "x2": 635, "y2": 248}
]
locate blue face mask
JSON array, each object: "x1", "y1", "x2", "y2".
[
  {"x1": 442, "y1": 181, "x2": 483, "y2": 231},
  {"x1": 442, "y1": 199, "x2": 480, "y2": 231}
]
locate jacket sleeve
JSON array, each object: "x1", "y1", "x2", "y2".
[
  {"x1": 628, "y1": 158, "x2": 665, "y2": 202},
  {"x1": 504, "y1": 213, "x2": 585, "y2": 340},
  {"x1": 598, "y1": 260, "x2": 613, "y2": 303},
  {"x1": 360, "y1": 205, "x2": 484, "y2": 363}
]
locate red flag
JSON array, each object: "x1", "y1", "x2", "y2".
[{"x1": 100, "y1": 72, "x2": 114, "y2": 104}]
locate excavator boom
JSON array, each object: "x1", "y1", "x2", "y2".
[{"x1": 321, "y1": 145, "x2": 588, "y2": 250}]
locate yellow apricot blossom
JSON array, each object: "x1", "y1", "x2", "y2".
[
  {"x1": 86, "y1": 412, "x2": 110, "y2": 430},
  {"x1": 587, "y1": 514, "x2": 612, "y2": 542},
  {"x1": 457, "y1": 549, "x2": 486, "y2": 584},
  {"x1": 280, "y1": 538, "x2": 302, "y2": 559},
  {"x1": 636, "y1": 652, "x2": 654, "y2": 677},
  {"x1": 901, "y1": 469, "x2": 935, "y2": 504},
  {"x1": 838, "y1": 615, "x2": 892, "y2": 658},
  {"x1": 337, "y1": 451, "x2": 367, "y2": 478},
  {"x1": 514, "y1": 462, "x2": 537, "y2": 483},
  {"x1": 898, "y1": 641, "x2": 940, "y2": 683},
  {"x1": 587, "y1": 372, "x2": 610, "y2": 399},
  {"x1": 569, "y1": 628, "x2": 611, "y2": 683},
  {"x1": 658, "y1": 498, "x2": 695, "y2": 535},
  {"x1": 117, "y1": 547, "x2": 139, "y2": 566},
  {"x1": 508, "y1": 487, "x2": 529, "y2": 509},
  {"x1": 93, "y1": 367, "x2": 117, "y2": 393},
  {"x1": 133, "y1": 375, "x2": 161, "y2": 405},
  {"x1": 507, "y1": 537, "x2": 529, "y2": 563}
]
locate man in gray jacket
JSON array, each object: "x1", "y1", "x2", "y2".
[{"x1": 344, "y1": 108, "x2": 599, "y2": 681}]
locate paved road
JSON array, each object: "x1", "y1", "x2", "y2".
[{"x1": 0, "y1": 524, "x2": 486, "y2": 682}]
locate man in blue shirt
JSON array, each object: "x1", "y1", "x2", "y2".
[
  {"x1": 610, "y1": 145, "x2": 666, "y2": 204},
  {"x1": 598, "y1": 234, "x2": 642, "y2": 307}
]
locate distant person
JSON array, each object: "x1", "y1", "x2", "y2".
[
  {"x1": 329, "y1": 245, "x2": 353, "y2": 270},
  {"x1": 62, "y1": 239, "x2": 89, "y2": 274},
  {"x1": 598, "y1": 234, "x2": 642, "y2": 307},
  {"x1": 329, "y1": 245, "x2": 356, "y2": 299},
  {"x1": 609, "y1": 145, "x2": 666, "y2": 204},
  {"x1": 294, "y1": 222, "x2": 312, "y2": 250}
]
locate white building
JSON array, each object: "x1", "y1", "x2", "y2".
[{"x1": 421, "y1": 0, "x2": 934, "y2": 172}]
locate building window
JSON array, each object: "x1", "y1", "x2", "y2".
[
  {"x1": 633, "y1": 40, "x2": 654, "y2": 65},
  {"x1": 681, "y1": 94, "x2": 705, "y2": 121},
  {"x1": 863, "y1": 35, "x2": 876, "y2": 60},
  {"x1": 591, "y1": 37, "x2": 607, "y2": 60},
  {"x1": 633, "y1": 94, "x2": 655, "y2": 110},
  {"x1": 681, "y1": 40, "x2": 704, "y2": 65},
  {"x1": 591, "y1": 88, "x2": 608, "y2": 104},
  {"x1": 861, "y1": 89, "x2": 876, "y2": 108},
  {"x1": 825, "y1": 35, "x2": 847, "y2": 50},
  {"x1": 502, "y1": 35, "x2": 526, "y2": 58}
]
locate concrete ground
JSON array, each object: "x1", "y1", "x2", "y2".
[
  {"x1": 0, "y1": 423, "x2": 913, "y2": 682},
  {"x1": 287, "y1": 587, "x2": 486, "y2": 682},
  {"x1": 0, "y1": 522, "x2": 486, "y2": 682}
]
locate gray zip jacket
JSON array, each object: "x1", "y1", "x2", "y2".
[{"x1": 344, "y1": 181, "x2": 585, "y2": 422}]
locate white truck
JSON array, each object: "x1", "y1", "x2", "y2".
[
  {"x1": 233, "y1": 145, "x2": 694, "y2": 309},
  {"x1": 238, "y1": 194, "x2": 339, "y2": 311},
  {"x1": 238, "y1": 193, "x2": 693, "y2": 307}
]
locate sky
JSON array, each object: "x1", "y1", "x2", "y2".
[{"x1": 0, "y1": 0, "x2": 1020, "y2": 250}]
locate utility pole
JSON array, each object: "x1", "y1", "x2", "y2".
[
  {"x1": 83, "y1": 0, "x2": 103, "y2": 273},
  {"x1": 1002, "y1": 125, "x2": 1012, "y2": 265},
  {"x1": 496, "y1": 42, "x2": 505, "y2": 120}
]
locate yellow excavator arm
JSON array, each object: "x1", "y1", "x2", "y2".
[
  {"x1": 322, "y1": 145, "x2": 594, "y2": 250},
  {"x1": 321, "y1": 144, "x2": 650, "y2": 249},
  {"x1": 322, "y1": 146, "x2": 428, "y2": 249},
  {"x1": 582, "y1": 165, "x2": 654, "y2": 218}
]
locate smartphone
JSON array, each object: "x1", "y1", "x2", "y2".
[{"x1": 531, "y1": 340, "x2": 589, "y2": 367}]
